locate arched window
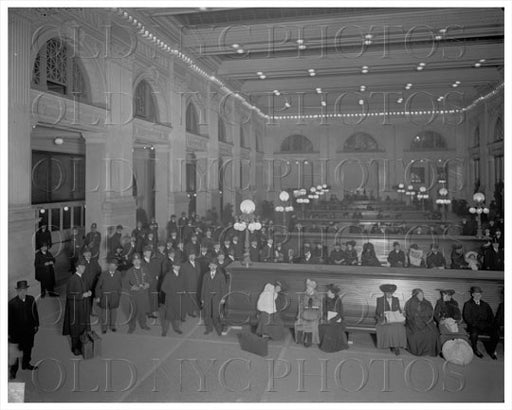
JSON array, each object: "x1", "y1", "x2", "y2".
[
  {"x1": 218, "y1": 116, "x2": 227, "y2": 143},
  {"x1": 133, "y1": 80, "x2": 158, "y2": 122},
  {"x1": 31, "y1": 38, "x2": 90, "y2": 103},
  {"x1": 279, "y1": 134, "x2": 313, "y2": 153},
  {"x1": 186, "y1": 103, "x2": 199, "y2": 134},
  {"x1": 343, "y1": 132, "x2": 380, "y2": 152},
  {"x1": 494, "y1": 117, "x2": 503, "y2": 141},
  {"x1": 410, "y1": 130, "x2": 447, "y2": 150},
  {"x1": 473, "y1": 126, "x2": 480, "y2": 147},
  {"x1": 240, "y1": 125, "x2": 249, "y2": 148}
]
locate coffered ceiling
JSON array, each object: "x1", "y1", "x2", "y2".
[{"x1": 132, "y1": 7, "x2": 504, "y2": 116}]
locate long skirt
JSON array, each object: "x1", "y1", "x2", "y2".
[
  {"x1": 319, "y1": 323, "x2": 349, "y2": 352},
  {"x1": 376, "y1": 322, "x2": 407, "y2": 349},
  {"x1": 406, "y1": 323, "x2": 440, "y2": 356}
]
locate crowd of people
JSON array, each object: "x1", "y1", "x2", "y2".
[{"x1": 24, "y1": 206, "x2": 505, "y2": 360}]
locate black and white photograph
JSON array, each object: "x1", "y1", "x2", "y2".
[{"x1": 1, "y1": 0, "x2": 509, "y2": 406}]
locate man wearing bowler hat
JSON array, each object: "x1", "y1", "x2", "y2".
[
  {"x1": 462, "y1": 286, "x2": 500, "y2": 359},
  {"x1": 8, "y1": 280, "x2": 40, "y2": 379},
  {"x1": 388, "y1": 241, "x2": 406, "y2": 268}
]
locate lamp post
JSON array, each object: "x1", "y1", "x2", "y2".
[
  {"x1": 405, "y1": 184, "x2": 416, "y2": 205},
  {"x1": 417, "y1": 186, "x2": 429, "y2": 211},
  {"x1": 293, "y1": 188, "x2": 309, "y2": 218},
  {"x1": 233, "y1": 199, "x2": 262, "y2": 267},
  {"x1": 275, "y1": 190, "x2": 294, "y2": 229},
  {"x1": 468, "y1": 192, "x2": 489, "y2": 239},
  {"x1": 436, "y1": 187, "x2": 451, "y2": 222},
  {"x1": 397, "y1": 183, "x2": 405, "y2": 203}
]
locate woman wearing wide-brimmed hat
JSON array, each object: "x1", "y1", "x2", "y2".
[
  {"x1": 404, "y1": 289, "x2": 440, "y2": 356},
  {"x1": 375, "y1": 283, "x2": 407, "y2": 355},
  {"x1": 319, "y1": 284, "x2": 349, "y2": 352}
]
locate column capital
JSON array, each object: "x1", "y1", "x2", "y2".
[{"x1": 82, "y1": 132, "x2": 106, "y2": 144}]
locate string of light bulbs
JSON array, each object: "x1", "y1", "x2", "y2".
[
  {"x1": 114, "y1": 9, "x2": 503, "y2": 122},
  {"x1": 113, "y1": 8, "x2": 266, "y2": 119}
]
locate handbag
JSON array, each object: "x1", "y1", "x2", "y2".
[{"x1": 384, "y1": 310, "x2": 405, "y2": 324}]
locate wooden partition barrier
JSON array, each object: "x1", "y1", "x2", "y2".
[{"x1": 223, "y1": 263, "x2": 503, "y2": 332}]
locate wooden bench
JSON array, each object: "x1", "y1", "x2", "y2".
[{"x1": 223, "y1": 263, "x2": 504, "y2": 341}]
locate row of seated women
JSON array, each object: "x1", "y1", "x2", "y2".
[{"x1": 256, "y1": 280, "x2": 502, "y2": 364}]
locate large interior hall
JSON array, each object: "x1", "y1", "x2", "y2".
[{"x1": 4, "y1": 4, "x2": 508, "y2": 405}]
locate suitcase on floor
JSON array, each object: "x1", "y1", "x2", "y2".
[
  {"x1": 80, "y1": 332, "x2": 94, "y2": 360},
  {"x1": 237, "y1": 331, "x2": 268, "y2": 357}
]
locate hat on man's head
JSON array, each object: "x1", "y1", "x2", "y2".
[
  {"x1": 158, "y1": 241, "x2": 166, "y2": 247},
  {"x1": 107, "y1": 258, "x2": 118, "y2": 265},
  {"x1": 410, "y1": 243, "x2": 419, "y2": 250},
  {"x1": 346, "y1": 240, "x2": 356, "y2": 247},
  {"x1": 77, "y1": 257, "x2": 88, "y2": 267},
  {"x1": 470, "y1": 286, "x2": 483, "y2": 294},
  {"x1": 143, "y1": 245, "x2": 153, "y2": 253},
  {"x1": 453, "y1": 243, "x2": 463, "y2": 250},
  {"x1": 438, "y1": 289, "x2": 455, "y2": 296},
  {"x1": 431, "y1": 243, "x2": 439, "y2": 249},
  {"x1": 116, "y1": 224, "x2": 123, "y2": 230},
  {"x1": 326, "y1": 283, "x2": 340, "y2": 294},
  {"x1": 380, "y1": 283, "x2": 397, "y2": 293},
  {"x1": 132, "y1": 253, "x2": 141, "y2": 261},
  {"x1": 91, "y1": 223, "x2": 97, "y2": 228},
  {"x1": 209, "y1": 258, "x2": 218, "y2": 266},
  {"x1": 172, "y1": 261, "x2": 182, "y2": 268},
  {"x1": 15, "y1": 280, "x2": 29, "y2": 289},
  {"x1": 393, "y1": 241, "x2": 400, "y2": 247}
]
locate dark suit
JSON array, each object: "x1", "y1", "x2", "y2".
[
  {"x1": 462, "y1": 298, "x2": 500, "y2": 353},
  {"x1": 160, "y1": 271, "x2": 186, "y2": 334},
  {"x1": 482, "y1": 248, "x2": 504, "y2": 270},
  {"x1": 9, "y1": 295, "x2": 39, "y2": 368},
  {"x1": 388, "y1": 250, "x2": 406, "y2": 267},
  {"x1": 201, "y1": 270, "x2": 228, "y2": 334},
  {"x1": 62, "y1": 273, "x2": 91, "y2": 351},
  {"x1": 181, "y1": 261, "x2": 201, "y2": 315},
  {"x1": 34, "y1": 250, "x2": 56, "y2": 294}
]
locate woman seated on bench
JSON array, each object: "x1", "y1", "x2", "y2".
[
  {"x1": 295, "y1": 279, "x2": 322, "y2": 348},
  {"x1": 375, "y1": 283, "x2": 407, "y2": 355},
  {"x1": 319, "y1": 284, "x2": 349, "y2": 352},
  {"x1": 404, "y1": 288, "x2": 440, "y2": 356}
]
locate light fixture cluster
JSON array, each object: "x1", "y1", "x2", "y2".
[
  {"x1": 360, "y1": 85, "x2": 366, "y2": 92},
  {"x1": 361, "y1": 66, "x2": 369, "y2": 74},
  {"x1": 416, "y1": 62, "x2": 426, "y2": 71},
  {"x1": 256, "y1": 71, "x2": 266, "y2": 80},
  {"x1": 308, "y1": 69, "x2": 316, "y2": 77},
  {"x1": 113, "y1": 8, "x2": 266, "y2": 119},
  {"x1": 452, "y1": 80, "x2": 461, "y2": 88},
  {"x1": 273, "y1": 90, "x2": 281, "y2": 96},
  {"x1": 297, "y1": 39, "x2": 307, "y2": 50},
  {"x1": 231, "y1": 43, "x2": 245, "y2": 54},
  {"x1": 405, "y1": 83, "x2": 412, "y2": 90},
  {"x1": 364, "y1": 34, "x2": 373, "y2": 46},
  {"x1": 474, "y1": 59, "x2": 486, "y2": 68},
  {"x1": 434, "y1": 28, "x2": 447, "y2": 41}
]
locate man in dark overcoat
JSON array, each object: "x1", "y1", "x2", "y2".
[
  {"x1": 201, "y1": 259, "x2": 228, "y2": 336},
  {"x1": 462, "y1": 286, "x2": 500, "y2": 359},
  {"x1": 84, "y1": 222, "x2": 102, "y2": 260},
  {"x1": 34, "y1": 242, "x2": 58, "y2": 297},
  {"x1": 82, "y1": 248, "x2": 102, "y2": 315},
  {"x1": 9, "y1": 280, "x2": 40, "y2": 379},
  {"x1": 62, "y1": 258, "x2": 91, "y2": 355},
  {"x1": 181, "y1": 252, "x2": 201, "y2": 317},
  {"x1": 160, "y1": 262, "x2": 186, "y2": 336},
  {"x1": 142, "y1": 246, "x2": 162, "y2": 318},
  {"x1": 95, "y1": 259, "x2": 123, "y2": 333},
  {"x1": 388, "y1": 241, "x2": 406, "y2": 267}
]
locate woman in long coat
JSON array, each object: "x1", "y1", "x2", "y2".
[
  {"x1": 34, "y1": 243, "x2": 57, "y2": 297},
  {"x1": 375, "y1": 283, "x2": 407, "y2": 355},
  {"x1": 256, "y1": 281, "x2": 286, "y2": 339},
  {"x1": 319, "y1": 284, "x2": 349, "y2": 352},
  {"x1": 433, "y1": 289, "x2": 469, "y2": 345},
  {"x1": 295, "y1": 279, "x2": 322, "y2": 347},
  {"x1": 95, "y1": 259, "x2": 123, "y2": 333},
  {"x1": 62, "y1": 258, "x2": 91, "y2": 355},
  {"x1": 404, "y1": 289, "x2": 440, "y2": 356}
]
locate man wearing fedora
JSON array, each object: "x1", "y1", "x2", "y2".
[
  {"x1": 462, "y1": 286, "x2": 500, "y2": 359},
  {"x1": 8, "y1": 280, "x2": 40, "y2": 378},
  {"x1": 388, "y1": 242, "x2": 406, "y2": 268}
]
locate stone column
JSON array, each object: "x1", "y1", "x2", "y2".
[
  {"x1": 8, "y1": 13, "x2": 38, "y2": 295},
  {"x1": 154, "y1": 143, "x2": 170, "y2": 237}
]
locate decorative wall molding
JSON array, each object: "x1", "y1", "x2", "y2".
[
  {"x1": 186, "y1": 132, "x2": 208, "y2": 152},
  {"x1": 219, "y1": 141, "x2": 234, "y2": 157},
  {"x1": 132, "y1": 118, "x2": 171, "y2": 143}
]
